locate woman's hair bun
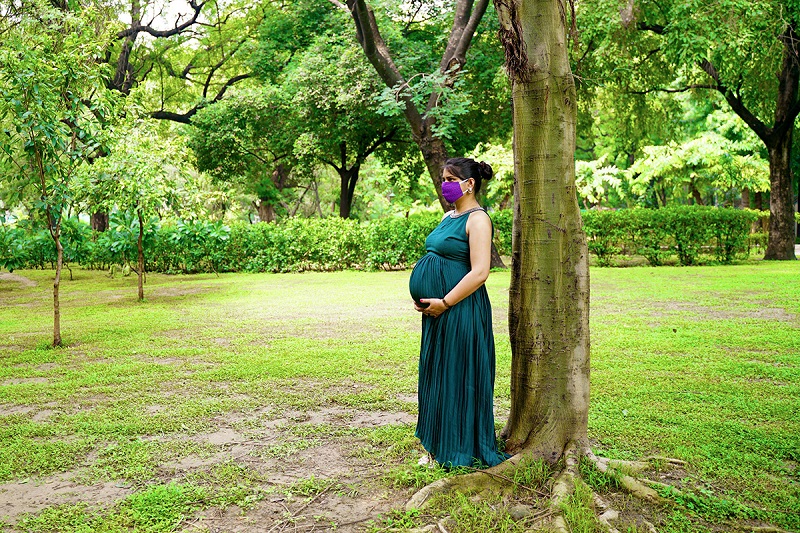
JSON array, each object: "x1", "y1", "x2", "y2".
[{"x1": 477, "y1": 161, "x2": 493, "y2": 181}]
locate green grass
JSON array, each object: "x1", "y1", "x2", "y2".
[{"x1": 1, "y1": 262, "x2": 799, "y2": 531}]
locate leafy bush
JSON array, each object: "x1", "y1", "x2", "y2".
[
  {"x1": 624, "y1": 208, "x2": 671, "y2": 266},
  {"x1": 711, "y1": 208, "x2": 760, "y2": 263},
  {"x1": 0, "y1": 224, "x2": 28, "y2": 272},
  {"x1": 581, "y1": 210, "x2": 625, "y2": 266},
  {"x1": 581, "y1": 206, "x2": 759, "y2": 266},
  {"x1": 153, "y1": 219, "x2": 230, "y2": 274},
  {"x1": 2, "y1": 206, "x2": 764, "y2": 273},
  {"x1": 365, "y1": 212, "x2": 440, "y2": 269},
  {"x1": 665, "y1": 206, "x2": 714, "y2": 265},
  {"x1": 490, "y1": 209, "x2": 513, "y2": 256}
]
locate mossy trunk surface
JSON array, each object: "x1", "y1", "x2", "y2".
[{"x1": 495, "y1": 0, "x2": 590, "y2": 462}]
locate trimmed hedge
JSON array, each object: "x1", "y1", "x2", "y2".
[
  {"x1": 0, "y1": 212, "x2": 444, "y2": 274},
  {"x1": 0, "y1": 206, "x2": 778, "y2": 274},
  {"x1": 581, "y1": 206, "x2": 762, "y2": 266}
]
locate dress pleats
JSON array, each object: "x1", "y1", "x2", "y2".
[{"x1": 408, "y1": 212, "x2": 508, "y2": 468}]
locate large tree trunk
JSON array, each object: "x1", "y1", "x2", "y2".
[
  {"x1": 496, "y1": 0, "x2": 590, "y2": 461},
  {"x1": 764, "y1": 130, "x2": 797, "y2": 259},
  {"x1": 338, "y1": 166, "x2": 360, "y2": 219}
]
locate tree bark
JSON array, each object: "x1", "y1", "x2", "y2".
[
  {"x1": 417, "y1": 130, "x2": 450, "y2": 210},
  {"x1": 338, "y1": 166, "x2": 360, "y2": 219},
  {"x1": 53, "y1": 229, "x2": 63, "y2": 347},
  {"x1": 91, "y1": 212, "x2": 109, "y2": 232},
  {"x1": 137, "y1": 209, "x2": 144, "y2": 301},
  {"x1": 690, "y1": 184, "x2": 704, "y2": 206},
  {"x1": 256, "y1": 201, "x2": 275, "y2": 223},
  {"x1": 764, "y1": 129, "x2": 797, "y2": 259},
  {"x1": 496, "y1": 0, "x2": 590, "y2": 462},
  {"x1": 741, "y1": 187, "x2": 750, "y2": 209}
]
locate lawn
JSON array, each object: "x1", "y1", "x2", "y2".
[{"x1": 0, "y1": 263, "x2": 798, "y2": 532}]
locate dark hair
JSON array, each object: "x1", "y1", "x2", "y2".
[{"x1": 443, "y1": 158, "x2": 493, "y2": 195}]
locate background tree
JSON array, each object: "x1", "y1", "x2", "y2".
[
  {"x1": 286, "y1": 30, "x2": 404, "y2": 218},
  {"x1": 0, "y1": 0, "x2": 117, "y2": 346},
  {"x1": 188, "y1": 87, "x2": 298, "y2": 222},
  {"x1": 345, "y1": 0, "x2": 492, "y2": 209},
  {"x1": 578, "y1": 0, "x2": 800, "y2": 259},
  {"x1": 78, "y1": 120, "x2": 196, "y2": 300}
]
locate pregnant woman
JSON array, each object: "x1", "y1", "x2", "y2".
[{"x1": 408, "y1": 157, "x2": 508, "y2": 468}]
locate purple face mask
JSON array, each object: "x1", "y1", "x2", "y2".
[{"x1": 442, "y1": 179, "x2": 466, "y2": 203}]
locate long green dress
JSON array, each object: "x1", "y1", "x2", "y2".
[{"x1": 408, "y1": 208, "x2": 508, "y2": 468}]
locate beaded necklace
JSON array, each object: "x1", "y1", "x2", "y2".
[{"x1": 449, "y1": 206, "x2": 485, "y2": 218}]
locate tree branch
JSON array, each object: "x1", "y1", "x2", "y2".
[
  {"x1": 628, "y1": 84, "x2": 717, "y2": 95},
  {"x1": 150, "y1": 73, "x2": 250, "y2": 124},
  {"x1": 202, "y1": 38, "x2": 248, "y2": 99},
  {"x1": 438, "y1": 0, "x2": 473, "y2": 72},
  {"x1": 117, "y1": 0, "x2": 207, "y2": 39},
  {"x1": 361, "y1": 126, "x2": 398, "y2": 163},
  {"x1": 452, "y1": 0, "x2": 489, "y2": 66},
  {"x1": 637, "y1": 22, "x2": 665, "y2": 34},
  {"x1": 347, "y1": 0, "x2": 424, "y2": 132},
  {"x1": 699, "y1": 59, "x2": 770, "y2": 142}
]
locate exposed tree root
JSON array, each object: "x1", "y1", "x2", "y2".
[
  {"x1": 405, "y1": 454, "x2": 526, "y2": 510},
  {"x1": 405, "y1": 443, "x2": 789, "y2": 532},
  {"x1": 585, "y1": 450, "x2": 665, "y2": 504}
]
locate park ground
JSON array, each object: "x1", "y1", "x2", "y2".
[{"x1": 0, "y1": 261, "x2": 798, "y2": 532}]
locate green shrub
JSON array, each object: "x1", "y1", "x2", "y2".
[
  {"x1": 4, "y1": 206, "x2": 761, "y2": 273},
  {"x1": 664, "y1": 206, "x2": 714, "y2": 266},
  {"x1": 490, "y1": 209, "x2": 513, "y2": 256},
  {"x1": 580, "y1": 206, "x2": 757, "y2": 266},
  {"x1": 582, "y1": 210, "x2": 625, "y2": 266},
  {"x1": 0, "y1": 224, "x2": 28, "y2": 272},
  {"x1": 710, "y1": 208, "x2": 759, "y2": 263},
  {"x1": 614, "y1": 209, "x2": 669, "y2": 266}
]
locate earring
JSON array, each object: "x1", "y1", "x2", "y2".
[{"x1": 467, "y1": 188, "x2": 473, "y2": 194}]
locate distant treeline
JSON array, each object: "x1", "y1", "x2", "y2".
[{"x1": 0, "y1": 207, "x2": 773, "y2": 274}]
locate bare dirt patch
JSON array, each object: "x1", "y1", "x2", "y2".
[
  {"x1": 0, "y1": 474, "x2": 132, "y2": 524},
  {"x1": 1, "y1": 377, "x2": 48, "y2": 386},
  {"x1": 179, "y1": 440, "x2": 407, "y2": 533},
  {"x1": 648, "y1": 301, "x2": 797, "y2": 322},
  {"x1": 0, "y1": 404, "x2": 35, "y2": 416},
  {"x1": 301, "y1": 406, "x2": 415, "y2": 428},
  {"x1": 31, "y1": 409, "x2": 54, "y2": 422},
  {"x1": 0, "y1": 273, "x2": 37, "y2": 288}
]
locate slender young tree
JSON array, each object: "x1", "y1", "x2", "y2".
[
  {"x1": 0, "y1": 0, "x2": 116, "y2": 346},
  {"x1": 81, "y1": 121, "x2": 196, "y2": 300}
]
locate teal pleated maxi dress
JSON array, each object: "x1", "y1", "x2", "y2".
[{"x1": 408, "y1": 208, "x2": 508, "y2": 468}]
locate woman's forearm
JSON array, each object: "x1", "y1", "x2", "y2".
[{"x1": 443, "y1": 269, "x2": 489, "y2": 306}]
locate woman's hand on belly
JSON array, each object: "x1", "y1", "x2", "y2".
[{"x1": 418, "y1": 298, "x2": 448, "y2": 318}]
